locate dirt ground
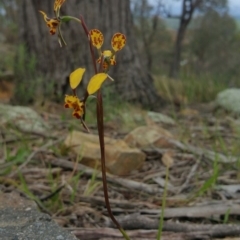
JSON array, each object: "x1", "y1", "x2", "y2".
[{"x1": 1, "y1": 98, "x2": 240, "y2": 240}]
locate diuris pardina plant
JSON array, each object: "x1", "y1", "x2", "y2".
[{"x1": 39, "y1": 0, "x2": 130, "y2": 239}]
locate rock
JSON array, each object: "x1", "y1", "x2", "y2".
[
  {"x1": 64, "y1": 131, "x2": 146, "y2": 176},
  {"x1": 0, "y1": 191, "x2": 78, "y2": 240},
  {"x1": 0, "y1": 104, "x2": 50, "y2": 134},
  {"x1": 146, "y1": 111, "x2": 176, "y2": 125},
  {"x1": 124, "y1": 126, "x2": 174, "y2": 149},
  {"x1": 216, "y1": 88, "x2": 240, "y2": 114}
]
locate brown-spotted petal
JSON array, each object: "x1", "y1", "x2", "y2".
[
  {"x1": 89, "y1": 29, "x2": 104, "y2": 49},
  {"x1": 111, "y1": 33, "x2": 126, "y2": 52}
]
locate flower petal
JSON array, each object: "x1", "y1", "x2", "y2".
[
  {"x1": 72, "y1": 109, "x2": 82, "y2": 119},
  {"x1": 89, "y1": 29, "x2": 104, "y2": 49},
  {"x1": 111, "y1": 33, "x2": 126, "y2": 52},
  {"x1": 64, "y1": 95, "x2": 84, "y2": 118},
  {"x1": 54, "y1": 0, "x2": 66, "y2": 11},
  {"x1": 110, "y1": 58, "x2": 116, "y2": 65},
  {"x1": 64, "y1": 95, "x2": 76, "y2": 108},
  {"x1": 102, "y1": 50, "x2": 112, "y2": 58},
  {"x1": 39, "y1": 11, "x2": 59, "y2": 35},
  {"x1": 39, "y1": 11, "x2": 49, "y2": 22},
  {"x1": 87, "y1": 73, "x2": 108, "y2": 95},
  {"x1": 69, "y1": 68, "x2": 86, "y2": 89}
]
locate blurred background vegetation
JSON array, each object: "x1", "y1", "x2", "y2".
[{"x1": 0, "y1": 0, "x2": 240, "y2": 106}]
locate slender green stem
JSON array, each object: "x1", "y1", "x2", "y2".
[
  {"x1": 157, "y1": 167, "x2": 169, "y2": 240},
  {"x1": 60, "y1": 16, "x2": 81, "y2": 23},
  {"x1": 57, "y1": 24, "x2": 67, "y2": 47}
]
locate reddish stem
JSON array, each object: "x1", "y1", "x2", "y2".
[
  {"x1": 96, "y1": 90, "x2": 122, "y2": 231},
  {"x1": 80, "y1": 14, "x2": 123, "y2": 233},
  {"x1": 80, "y1": 15, "x2": 98, "y2": 74}
]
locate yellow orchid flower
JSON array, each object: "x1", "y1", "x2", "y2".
[
  {"x1": 39, "y1": 0, "x2": 67, "y2": 46},
  {"x1": 96, "y1": 50, "x2": 116, "y2": 70},
  {"x1": 89, "y1": 29, "x2": 126, "y2": 71},
  {"x1": 39, "y1": 11, "x2": 60, "y2": 35},
  {"x1": 64, "y1": 95, "x2": 84, "y2": 119},
  {"x1": 54, "y1": 0, "x2": 66, "y2": 13},
  {"x1": 64, "y1": 68, "x2": 111, "y2": 120}
]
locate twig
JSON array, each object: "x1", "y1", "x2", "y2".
[
  {"x1": 39, "y1": 184, "x2": 65, "y2": 201},
  {"x1": 79, "y1": 196, "x2": 158, "y2": 209},
  {"x1": 48, "y1": 157, "x2": 161, "y2": 195},
  {"x1": 110, "y1": 203, "x2": 240, "y2": 219},
  {"x1": 115, "y1": 214, "x2": 240, "y2": 237},
  {"x1": 70, "y1": 222, "x2": 240, "y2": 240},
  {"x1": 167, "y1": 139, "x2": 238, "y2": 163},
  {"x1": 177, "y1": 158, "x2": 200, "y2": 194},
  {"x1": 71, "y1": 227, "x2": 186, "y2": 240}
]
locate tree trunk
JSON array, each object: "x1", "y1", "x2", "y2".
[
  {"x1": 169, "y1": 0, "x2": 201, "y2": 79},
  {"x1": 17, "y1": 0, "x2": 163, "y2": 109}
]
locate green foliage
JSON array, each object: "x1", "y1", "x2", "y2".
[
  {"x1": 0, "y1": 44, "x2": 15, "y2": 73},
  {"x1": 0, "y1": 0, "x2": 18, "y2": 44},
  {"x1": 131, "y1": 0, "x2": 172, "y2": 73},
  {"x1": 154, "y1": 73, "x2": 234, "y2": 104},
  {"x1": 223, "y1": 208, "x2": 231, "y2": 223},
  {"x1": 13, "y1": 44, "x2": 41, "y2": 105},
  {"x1": 189, "y1": 10, "x2": 240, "y2": 79},
  {"x1": 0, "y1": 145, "x2": 30, "y2": 176},
  {"x1": 197, "y1": 0, "x2": 227, "y2": 12},
  {"x1": 194, "y1": 156, "x2": 219, "y2": 198},
  {"x1": 69, "y1": 171, "x2": 83, "y2": 203},
  {"x1": 83, "y1": 166, "x2": 101, "y2": 196}
]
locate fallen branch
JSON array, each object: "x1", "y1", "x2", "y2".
[
  {"x1": 167, "y1": 139, "x2": 237, "y2": 163},
  {"x1": 114, "y1": 214, "x2": 240, "y2": 238},
  {"x1": 71, "y1": 222, "x2": 240, "y2": 240},
  {"x1": 71, "y1": 228, "x2": 189, "y2": 240},
  {"x1": 79, "y1": 196, "x2": 158, "y2": 209},
  {"x1": 177, "y1": 158, "x2": 200, "y2": 194},
  {"x1": 48, "y1": 157, "x2": 161, "y2": 195},
  {"x1": 108, "y1": 203, "x2": 240, "y2": 219}
]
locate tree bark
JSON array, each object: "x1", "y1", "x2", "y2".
[
  {"x1": 17, "y1": 0, "x2": 163, "y2": 109},
  {"x1": 169, "y1": 0, "x2": 202, "y2": 79}
]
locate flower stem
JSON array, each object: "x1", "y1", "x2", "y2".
[
  {"x1": 79, "y1": 15, "x2": 98, "y2": 74},
  {"x1": 157, "y1": 166, "x2": 169, "y2": 240},
  {"x1": 96, "y1": 90, "x2": 130, "y2": 240},
  {"x1": 60, "y1": 16, "x2": 81, "y2": 23},
  {"x1": 80, "y1": 14, "x2": 130, "y2": 240}
]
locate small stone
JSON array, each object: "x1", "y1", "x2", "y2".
[
  {"x1": 147, "y1": 111, "x2": 176, "y2": 125},
  {"x1": 124, "y1": 125, "x2": 175, "y2": 149},
  {"x1": 64, "y1": 131, "x2": 146, "y2": 175},
  {"x1": 216, "y1": 88, "x2": 240, "y2": 114}
]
